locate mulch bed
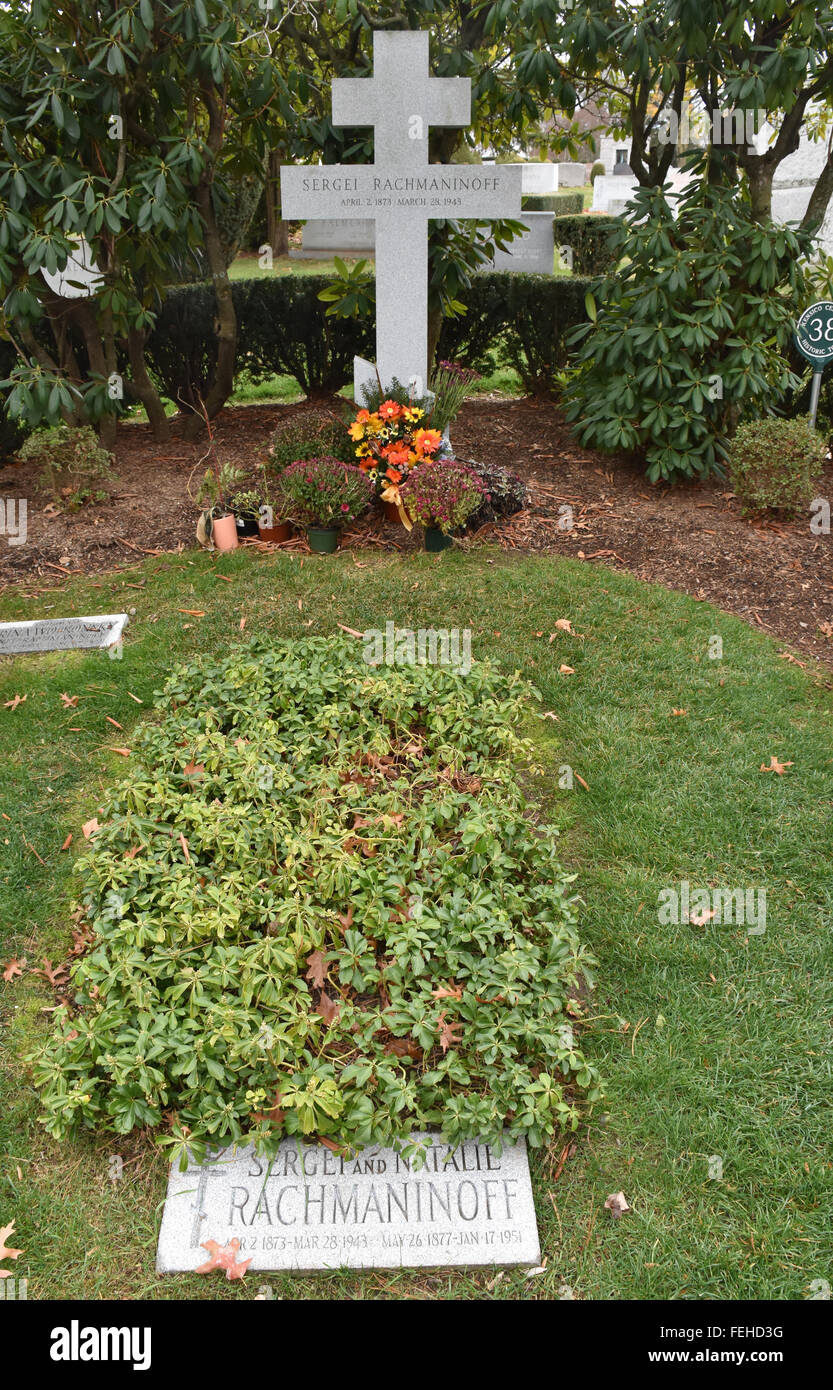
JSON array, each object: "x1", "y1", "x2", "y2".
[{"x1": 1, "y1": 397, "x2": 831, "y2": 665}]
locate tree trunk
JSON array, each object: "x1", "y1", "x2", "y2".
[
  {"x1": 266, "y1": 152, "x2": 290, "y2": 257},
  {"x1": 184, "y1": 82, "x2": 237, "y2": 436},
  {"x1": 743, "y1": 157, "x2": 776, "y2": 224},
  {"x1": 127, "y1": 327, "x2": 170, "y2": 440},
  {"x1": 802, "y1": 150, "x2": 833, "y2": 236}
]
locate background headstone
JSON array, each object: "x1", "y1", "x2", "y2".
[
  {"x1": 520, "y1": 162, "x2": 559, "y2": 195},
  {"x1": 556, "y1": 162, "x2": 586, "y2": 187},
  {"x1": 292, "y1": 218, "x2": 376, "y2": 259},
  {"x1": 157, "y1": 1132, "x2": 541, "y2": 1274},
  {"x1": 483, "y1": 212, "x2": 554, "y2": 274}
]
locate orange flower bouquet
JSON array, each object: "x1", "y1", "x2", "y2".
[{"x1": 347, "y1": 396, "x2": 443, "y2": 525}]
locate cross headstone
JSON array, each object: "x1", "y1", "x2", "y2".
[{"x1": 281, "y1": 30, "x2": 522, "y2": 400}]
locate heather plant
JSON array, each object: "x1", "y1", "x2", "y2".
[
  {"x1": 399, "y1": 460, "x2": 487, "y2": 534},
  {"x1": 275, "y1": 455, "x2": 373, "y2": 528},
  {"x1": 266, "y1": 413, "x2": 355, "y2": 472}
]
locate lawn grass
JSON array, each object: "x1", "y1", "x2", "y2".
[{"x1": 1, "y1": 546, "x2": 831, "y2": 1300}]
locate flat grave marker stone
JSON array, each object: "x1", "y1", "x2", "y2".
[
  {"x1": 157, "y1": 1131, "x2": 541, "y2": 1274},
  {"x1": 0, "y1": 613, "x2": 128, "y2": 656}
]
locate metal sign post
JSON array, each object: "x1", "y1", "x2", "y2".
[{"x1": 794, "y1": 300, "x2": 833, "y2": 428}]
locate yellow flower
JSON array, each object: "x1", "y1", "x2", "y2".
[{"x1": 348, "y1": 421, "x2": 366, "y2": 441}]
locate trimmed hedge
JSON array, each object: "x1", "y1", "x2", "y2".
[
  {"x1": 147, "y1": 276, "x2": 375, "y2": 406},
  {"x1": 437, "y1": 272, "x2": 591, "y2": 394},
  {"x1": 554, "y1": 214, "x2": 622, "y2": 276},
  {"x1": 145, "y1": 272, "x2": 591, "y2": 403},
  {"x1": 523, "y1": 192, "x2": 584, "y2": 215}
]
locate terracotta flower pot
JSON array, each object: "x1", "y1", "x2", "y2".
[
  {"x1": 258, "y1": 520, "x2": 292, "y2": 544},
  {"x1": 424, "y1": 526, "x2": 452, "y2": 553},
  {"x1": 212, "y1": 513, "x2": 239, "y2": 551},
  {"x1": 381, "y1": 499, "x2": 403, "y2": 524},
  {"x1": 307, "y1": 526, "x2": 339, "y2": 554}
]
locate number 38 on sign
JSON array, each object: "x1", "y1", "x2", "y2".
[{"x1": 794, "y1": 300, "x2": 833, "y2": 365}]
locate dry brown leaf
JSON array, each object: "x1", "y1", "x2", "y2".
[
  {"x1": 305, "y1": 950, "x2": 328, "y2": 989},
  {"x1": 196, "y1": 1237, "x2": 251, "y2": 1281},
  {"x1": 60, "y1": 693, "x2": 79, "y2": 708},
  {"x1": 604, "y1": 1191, "x2": 630, "y2": 1218},
  {"x1": 558, "y1": 664, "x2": 575, "y2": 676},
  {"x1": 81, "y1": 817, "x2": 100, "y2": 839},
  {"x1": 3, "y1": 694, "x2": 26, "y2": 712},
  {"x1": 316, "y1": 991, "x2": 341, "y2": 1027},
  {"x1": 761, "y1": 756, "x2": 793, "y2": 775},
  {"x1": 438, "y1": 1011, "x2": 463, "y2": 1053},
  {"x1": 2, "y1": 959, "x2": 25, "y2": 982},
  {"x1": 0, "y1": 1220, "x2": 23, "y2": 1268}
]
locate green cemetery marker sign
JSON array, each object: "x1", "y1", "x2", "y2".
[{"x1": 794, "y1": 300, "x2": 833, "y2": 427}]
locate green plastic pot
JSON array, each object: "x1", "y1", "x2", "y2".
[
  {"x1": 307, "y1": 526, "x2": 339, "y2": 554},
  {"x1": 424, "y1": 526, "x2": 452, "y2": 553}
]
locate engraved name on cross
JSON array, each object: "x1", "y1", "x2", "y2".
[{"x1": 280, "y1": 30, "x2": 522, "y2": 400}]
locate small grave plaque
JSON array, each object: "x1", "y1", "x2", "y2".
[
  {"x1": 0, "y1": 613, "x2": 128, "y2": 655},
  {"x1": 157, "y1": 1132, "x2": 541, "y2": 1274}
]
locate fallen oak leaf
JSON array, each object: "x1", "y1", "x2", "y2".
[
  {"x1": 432, "y1": 981, "x2": 463, "y2": 1001},
  {"x1": 59, "y1": 693, "x2": 79, "y2": 708},
  {"x1": 558, "y1": 664, "x2": 575, "y2": 675},
  {"x1": 384, "y1": 1036, "x2": 423, "y2": 1060},
  {"x1": 3, "y1": 694, "x2": 26, "y2": 712},
  {"x1": 778, "y1": 650, "x2": 807, "y2": 668},
  {"x1": 182, "y1": 761, "x2": 205, "y2": 780},
  {"x1": 0, "y1": 1220, "x2": 23, "y2": 1269},
  {"x1": 761, "y1": 756, "x2": 793, "y2": 775},
  {"x1": 81, "y1": 818, "x2": 100, "y2": 839},
  {"x1": 438, "y1": 1011, "x2": 463, "y2": 1053},
  {"x1": 196, "y1": 1237, "x2": 252, "y2": 1281},
  {"x1": 604, "y1": 1191, "x2": 630, "y2": 1219},
  {"x1": 316, "y1": 991, "x2": 341, "y2": 1027},
  {"x1": 34, "y1": 958, "x2": 69, "y2": 987},
  {"x1": 690, "y1": 908, "x2": 716, "y2": 927},
  {"x1": 671, "y1": 708, "x2": 688, "y2": 717},
  {"x1": 305, "y1": 949, "x2": 329, "y2": 989},
  {"x1": 2, "y1": 958, "x2": 25, "y2": 982}
]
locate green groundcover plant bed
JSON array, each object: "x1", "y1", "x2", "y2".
[{"x1": 33, "y1": 638, "x2": 601, "y2": 1167}]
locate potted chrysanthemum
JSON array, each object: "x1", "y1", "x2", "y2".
[
  {"x1": 275, "y1": 456, "x2": 374, "y2": 553},
  {"x1": 399, "y1": 459, "x2": 487, "y2": 551}
]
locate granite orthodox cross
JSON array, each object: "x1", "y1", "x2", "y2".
[{"x1": 280, "y1": 30, "x2": 522, "y2": 400}]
